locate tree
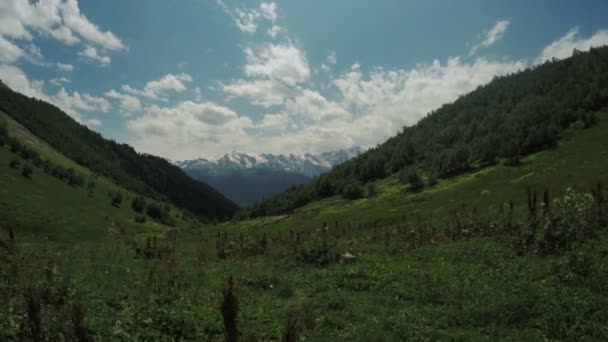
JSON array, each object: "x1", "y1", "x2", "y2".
[
  {"x1": 366, "y1": 182, "x2": 378, "y2": 198},
  {"x1": 400, "y1": 168, "x2": 424, "y2": 192},
  {"x1": 342, "y1": 182, "x2": 364, "y2": 200},
  {"x1": 111, "y1": 192, "x2": 123, "y2": 207},
  {"x1": 131, "y1": 196, "x2": 146, "y2": 213},
  {"x1": 22, "y1": 163, "x2": 33, "y2": 178}
]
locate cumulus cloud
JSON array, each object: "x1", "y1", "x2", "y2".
[
  {"x1": 217, "y1": 0, "x2": 278, "y2": 34},
  {"x1": 470, "y1": 20, "x2": 510, "y2": 55},
  {"x1": 267, "y1": 25, "x2": 284, "y2": 38},
  {"x1": 105, "y1": 89, "x2": 142, "y2": 114},
  {"x1": 54, "y1": 87, "x2": 111, "y2": 113},
  {"x1": 327, "y1": 51, "x2": 337, "y2": 64},
  {"x1": 0, "y1": 35, "x2": 24, "y2": 63},
  {"x1": 243, "y1": 42, "x2": 310, "y2": 85},
  {"x1": 126, "y1": 101, "x2": 253, "y2": 159},
  {"x1": 56, "y1": 62, "x2": 74, "y2": 71},
  {"x1": 0, "y1": 0, "x2": 124, "y2": 50},
  {"x1": 221, "y1": 79, "x2": 291, "y2": 107},
  {"x1": 50, "y1": 76, "x2": 71, "y2": 86},
  {"x1": 536, "y1": 27, "x2": 608, "y2": 64},
  {"x1": 78, "y1": 45, "x2": 110, "y2": 66},
  {"x1": 121, "y1": 73, "x2": 193, "y2": 101}
]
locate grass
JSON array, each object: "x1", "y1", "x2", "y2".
[{"x1": 1, "y1": 112, "x2": 608, "y2": 340}]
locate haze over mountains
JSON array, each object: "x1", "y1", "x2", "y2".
[{"x1": 175, "y1": 147, "x2": 362, "y2": 205}]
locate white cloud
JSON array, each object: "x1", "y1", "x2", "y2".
[
  {"x1": 351, "y1": 62, "x2": 360, "y2": 70},
  {"x1": 0, "y1": 35, "x2": 24, "y2": 63},
  {"x1": 59, "y1": 0, "x2": 124, "y2": 50},
  {"x1": 54, "y1": 87, "x2": 111, "y2": 112},
  {"x1": 536, "y1": 27, "x2": 608, "y2": 64},
  {"x1": 0, "y1": 64, "x2": 102, "y2": 126},
  {"x1": 56, "y1": 62, "x2": 74, "y2": 71},
  {"x1": 121, "y1": 73, "x2": 193, "y2": 101},
  {"x1": 0, "y1": 0, "x2": 124, "y2": 50},
  {"x1": 320, "y1": 64, "x2": 331, "y2": 72},
  {"x1": 243, "y1": 42, "x2": 310, "y2": 85},
  {"x1": 221, "y1": 79, "x2": 291, "y2": 107},
  {"x1": 105, "y1": 89, "x2": 142, "y2": 114},
  {"x1": 327, "y1": 51, "x2": 337, "y2": 64},
  {"x1": 217, "y1": 0, "x2": 278, "y2": 34},
  {"x1": 260, "y1": 2, "x2": 277, "y2": 22},
  {"x1": 193, "y1": 87, "x2": 202, "y2": 101},
  {"x1": 470, "y1": 20, "x2": 510, "y2": 55},
  {"x1": 126, "y1": 101, "x2": 253, "y2": 159},
  {"x1": 267, "y1": 25, "x2": 284, "y2": 38},
  {"x1": 78, "y1": 45, "x2": 110, "y2": 66},
  {"x1": 50, "y1": 76, "x2": 71, "y2": 85}
]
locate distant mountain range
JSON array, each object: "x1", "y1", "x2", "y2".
[{"x1": 175, "y1": 147, "x2": 362, "y2": 206}]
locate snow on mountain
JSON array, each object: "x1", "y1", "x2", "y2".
[{"x1": 175, "y1": 147, "x2": 363, "y2": 178}]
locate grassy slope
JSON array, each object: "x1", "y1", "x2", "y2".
[
  {"x1": 0, "y1": 111, "x2": 192, "y2": 243},
  {"x1": 215, "y1": 110, "x2": 608, "y2": 235}
]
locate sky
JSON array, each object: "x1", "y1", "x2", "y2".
[{"x1": 1, "y1": 0, "x2": 608, "y2": 161}]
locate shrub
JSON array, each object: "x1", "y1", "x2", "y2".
[
  {"x1": 342, "y1": 183, "x2": 364, "y2": 200},
  {"x1": 536, "y1": 188, "x2": 597, "y2": 254},
  {"x1": 400, "y1": 168, "x2": 424, "y2": 192},
  {"x1": 366, "y1": 183, "x2": 378, "y2": 198},
  {"x1": 21, "y1": 163, "x2": 33, "y2": 178},
  {"x1": 296, "y1": 235, "x2": 339, "y2": 267},
  {"x1": 9, "y1": 157, "x2": 20, "y2": 169},
  {"x1": 132, "y1": 196, "x2": 146, "y2": 213},
  {"x1": 428, "y1": 175, "x2": 438, "y2": 187},
  {"x1": 111, "y1": 192, "x2": 123, "y2": 207}
]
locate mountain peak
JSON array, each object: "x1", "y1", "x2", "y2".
[{"x1": 176, "y1": 147, "x2": 363, "y2": 178}]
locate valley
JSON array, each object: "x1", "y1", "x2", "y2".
[{"x1": 1, "y1": 3, "x2": 608, "y2": 340}]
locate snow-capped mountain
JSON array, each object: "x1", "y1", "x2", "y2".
[{"x1": 175, "y1": 146, "x2": 363, "y2": 178}]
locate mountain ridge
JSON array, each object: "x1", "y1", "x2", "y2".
[{"x1": 175, "y1": 146, "x2": 363, "y2": 178}]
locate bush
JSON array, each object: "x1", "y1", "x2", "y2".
[
  {"x1": 428, "y1": 175, "x2": 438, "y2": 187},
  {"x1": 132, "y1": 196, "x2": 146, "y2": 213},
  {"x1": 342, "y1": 183, "x2": 364, "y2": 200},
  {"x1": 536, "y1": 188, "x2": 598, "y2": 254},
  {"x1": 366, "y1": 183, "x2": 378, "y2": 198},
  {"x1": 111, "y1": 192, "x2": 123, "y2": 207},
  {"x1": 9, "y1": 157, "x2": 20, "y2": 169},
  {"x1": 134, "y1": 215, "x2": 147, "y2": 224},
  {"x1": 400, "y1": 168, "x2": 424, "y2": 192},
  {"x1": 296, "y1": 234, "x2": 339, "y2": 267},
  {"x1": 21, "y1": 163, "x2": 33, "y2": 178}
]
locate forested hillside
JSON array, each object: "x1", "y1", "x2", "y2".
[
  {"x1": 0, "y1": 82, "x2": 238, "y2": 220},
  {"x1": 241, "y1": 46, "x2": 608, "y2": 218}
]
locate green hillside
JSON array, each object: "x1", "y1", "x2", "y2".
[
  {"x1": 0, "y1": 82, "x2": 238, "y2": 221},
  {"x1": 0, "y1": 111, "x2": 196, "y2": 242},
  {"x1": 241, "y1": 46, "x2": 608, "y2": 219}
]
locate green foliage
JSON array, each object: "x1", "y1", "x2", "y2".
[
  {"x1": 111, "y1": 192, "x2": 123, "y2": 207},
  {"x1": 296, "y1": 233, "x2": 339, "y2": 267},
  {"x1": 131, "y1": 196, "x2": 146, "y2": 213},
  {"x1": 21, "y1": 163, "x2": 33, "y2": 178},
  {"x1": 342, "y1": 182, "x2": 364, "y2": 200},
  {"x1": 536, "y1": 188, "x2": 598, "y2": 254},
  {"x1": 366, "y1": 182, "x2": 378, "y2": 198},
  {"x1": 9, "y1": 157, "x2": 20, "y2": 169},
  {"x1": 400, "y1": 168, "x2": 424, "y2": 192},
  {"x1": 146, "y1": 203, "x2": 176, "y2": 227}
]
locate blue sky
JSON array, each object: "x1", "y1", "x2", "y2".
[{"x1": 1, "y1": 0, "x2": 608, "y2": 160}]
